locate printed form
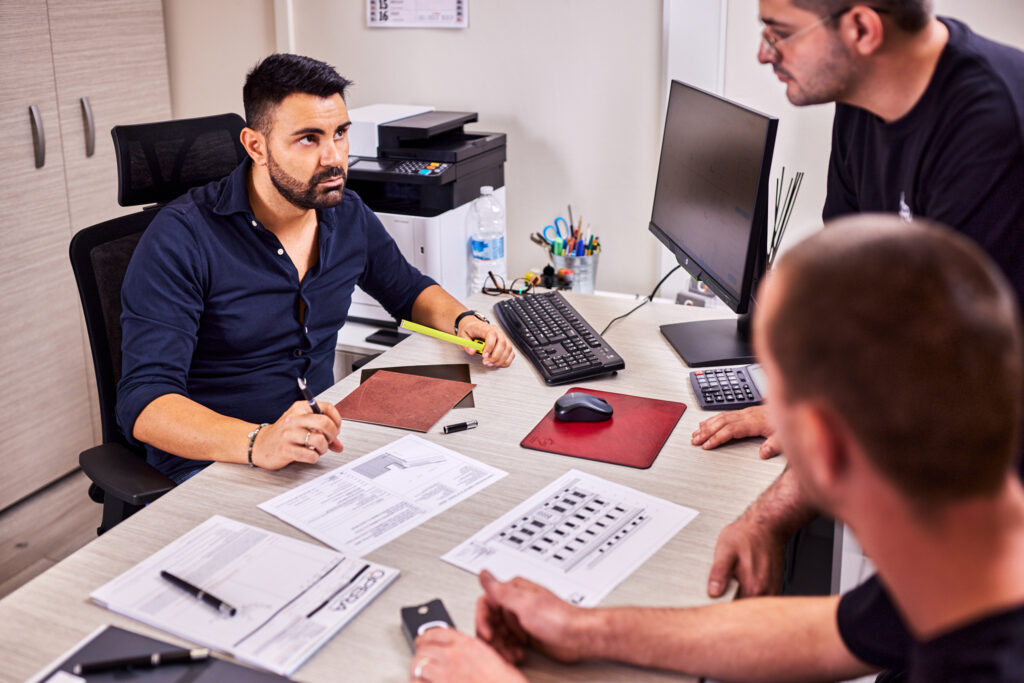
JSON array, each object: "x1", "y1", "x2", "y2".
[
  {"x1": 90, "y1": 516, "x2": 398, "y2": 675},
  {"x1": 443, "y1": 469, "x2": 699, "y2": 607},
  {"x1": 260, "y1": 434, "x2": 507, "y2": 556}
]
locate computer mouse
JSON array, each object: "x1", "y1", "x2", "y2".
[{"x1": 554, "y1": 392, "x2": 614, "y2": 422}]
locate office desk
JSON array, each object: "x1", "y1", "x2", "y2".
[{"x1": 0, "y1": 293, "x2": 784, "y2": 682}]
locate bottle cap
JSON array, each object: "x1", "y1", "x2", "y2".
[{"x1": 480, "y1": 186, "x2": 494, "y2": 195}]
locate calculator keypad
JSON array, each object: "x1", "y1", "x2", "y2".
[{"x1": 690, "y1": 367, "x2": 760, "y2": 410}]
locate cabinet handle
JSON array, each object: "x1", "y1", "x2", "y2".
[
  {"x1": 29, "y1": 105, "x2": 45, "y2": 168},
  {"x1": 80, "y1": 97, "x2": 96, "y2": 157}
]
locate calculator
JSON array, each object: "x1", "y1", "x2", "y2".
[{"x1": 690, "y1": 364, "x2": 767, "y2": 410}]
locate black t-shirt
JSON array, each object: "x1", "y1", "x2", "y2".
[
  {"x1": 839, "y1": 577, "x2": 1024, "y2": 681},
  {"x1": 909, "y1": 603, "x2": 1024, "y2": 682},
  {"x1": 824, "y1": 17, "x2": 1024, "y2": 307},
  {"x1": 828, "y1": 17, "x2": 1024, "y2": 677}
]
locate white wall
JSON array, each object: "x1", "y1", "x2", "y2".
[{"x1": 162, "y1": 0, "x2": 276, "y2": 118}]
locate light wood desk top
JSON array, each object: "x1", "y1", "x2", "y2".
[{"x1": 0, "y1": 293, "x2": 784, "y2": 682}]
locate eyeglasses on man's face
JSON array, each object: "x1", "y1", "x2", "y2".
[{"x1": 759, "y1": 5, "x2": 887, "y2": 61}]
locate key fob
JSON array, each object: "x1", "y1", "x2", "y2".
[{"x1": 401, "y1": 598, "x2": 455, "y2": 651}]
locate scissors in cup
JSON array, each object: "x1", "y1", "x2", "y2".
[{"x1": 542, "y1": 217, "x2": 571, "y2": 244}]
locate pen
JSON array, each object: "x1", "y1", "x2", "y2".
[
  {"x1": 443, "y1": 420, "x2": 478, "y2": 434},
  {"x1": 73, "y1": 648, "x2": 210, "y2": 675},
  {"x1": 160, "y1": 570, "x2": 237, "y2": 617},
  {"x1": 297, "y1": 376, "x2": 323, "y2": 414},
  {"x1": 306, "y1": 563, "x2": 370, "y2": 618}
]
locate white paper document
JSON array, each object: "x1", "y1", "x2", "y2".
[
  {"x1": 259, "y1": 434, "x2": 507, "y2": 556},
  {"x1": 90, "y1": 516, "x2": 398, "y2": 676},
  {"x1": 443, "y1": 469, "x2": 699, "y2": 607}
]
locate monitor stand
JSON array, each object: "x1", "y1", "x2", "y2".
[{"x1": 660, "y1": 318, "x2": 754, "y2": 368}]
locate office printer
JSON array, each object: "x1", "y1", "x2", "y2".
[{"x1": 346, "y1": 105, "x2": 507, "y2": 326}]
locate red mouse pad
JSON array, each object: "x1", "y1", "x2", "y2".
[{"x1": 521, "y1": 387, "x2": 687, "y2": 469}]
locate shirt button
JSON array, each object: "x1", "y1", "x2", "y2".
[
  {"x1": 251, "y1": 219, "x2": 257, "y2": 227},
  {"x1": 293, "y1": 349, "x2": 304, "y2": 358},
  {"x1": 304, "y1": 326, "x2": 309, "y2": 333},
  {"x1": 277, "y1": 248, "x2": 285, "y2": 256}
]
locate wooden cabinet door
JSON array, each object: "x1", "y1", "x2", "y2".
[
  {"x1": 48, "y1": 0, "x2": 172, "y2": 232},
  {"x1": 0, "y1": 0, "x2": 96, "y2": 510}
]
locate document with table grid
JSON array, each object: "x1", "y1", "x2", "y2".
[{"x1": 443, "y1": 469, "x2": 698, "y2": 606}]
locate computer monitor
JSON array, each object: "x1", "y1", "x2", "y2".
[{"x1": 649, "y1": 80, "x2": 778, "y2": 367}]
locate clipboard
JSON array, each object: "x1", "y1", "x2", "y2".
[{"x1": 520, "y1": 387, "x2": 686, "y2": 469}]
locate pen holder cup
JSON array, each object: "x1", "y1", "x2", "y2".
[{"x1": 551, "y1": 253, "x2": 599, "y2": 294}]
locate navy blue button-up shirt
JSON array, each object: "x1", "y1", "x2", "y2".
[{"x1": 117, "y1": 159, "x2": 435, "y2": 479}]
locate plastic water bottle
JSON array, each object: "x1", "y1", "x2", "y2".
[{"x1": 467, "y1": 186, "x2": 506, "y2": 293}]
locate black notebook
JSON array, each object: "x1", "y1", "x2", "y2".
[{"x1": 33, "y1": 624, "x2": 289, "y2": 682}]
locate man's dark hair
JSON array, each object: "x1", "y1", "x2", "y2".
[
  {"x1": 793, "y1": 0, "x2": 933, "y2": 33},
  {"x1": 768, "y1": 215, "x2": 1023, "y2": 509},
  {"x1": 243, "y1": 53, "x2": 353, "y2": 134}
]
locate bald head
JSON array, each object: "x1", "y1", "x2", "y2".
[{"x1": 761, "y1": 215, "x2": 1022, "y2": 508}]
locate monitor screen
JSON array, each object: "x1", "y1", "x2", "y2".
[
  {"x1": 649, "y1": 81, "x2": 777, "y2": 367},
  {"x1": 650, "y1": 80, "x2": 777, "y2": 314}
]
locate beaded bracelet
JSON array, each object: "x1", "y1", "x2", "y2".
[{"x1": 247, "y1": 423, "x2": 269, "y2": 467}]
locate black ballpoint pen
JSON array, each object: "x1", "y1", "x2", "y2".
[
  {"x1": 297, "y1": 376, "x2": 323, "y2": 414},
  {"x1": 160, "y1": 570, "x2": 237, "y2": 617},
  {"x1": 73, "y1": 648, "x2": 210, "y2": 675}
]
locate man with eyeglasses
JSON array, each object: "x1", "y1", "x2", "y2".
[{"x1": 683, "y1": 1, "x2": 1024, "y2": 679}]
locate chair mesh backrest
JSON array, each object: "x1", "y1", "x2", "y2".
[
  {"x1": 91, "y1": 231, "x2": 144, "y2": 388},
  {"x1": 113, "y1": 112, "x2": 247, "y2": 206}
]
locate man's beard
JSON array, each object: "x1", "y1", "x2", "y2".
[
  {"x1": 779, "y1": 37, "x2": 858, "y2": 107},
  {"x1": 267, "y1": 150, "x2": 347, "y2": 210}
]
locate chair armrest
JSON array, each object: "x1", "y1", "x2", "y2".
[{"x1": 79, "y1": 443, "x2": 174, "y2": 506}]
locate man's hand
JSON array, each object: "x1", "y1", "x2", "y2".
[
  {"x1": 411, "y1": 627, "x2": 527, "y2": 683},
  {"x1": 457, "y1": 317, "x2": 515, "y2": 368},
  {"x1": 691, "y1": 405, "x2": 782, "y2": 458},
  {"x1": 707, "y1": 511, "x2": 787, "y2": 598},
  {"x1": 475, "y1": 570, "x2": 593, "y2": 665},
  {"x1": 252, "y1": 400, "x2": 343, "y2": 470}
]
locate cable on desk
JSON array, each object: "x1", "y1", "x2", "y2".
[{"x1": 599, "y1": 265, "x2": 682, "y2": 336}]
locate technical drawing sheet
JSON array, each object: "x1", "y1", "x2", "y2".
[
  {"x1": 260, "y1": 435, "x2": 506, "y2": 556},
  {"x1": 443, "y1": 469, "x2": 698, "y2": 606}
]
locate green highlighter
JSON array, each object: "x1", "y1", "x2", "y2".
[{"x1": 400, "y1": 319, "x2": 486, "y2": 353}]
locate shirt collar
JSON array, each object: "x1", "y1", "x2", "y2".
[
  {"x1": 212, "y1": 157, "x2": 256, "y2": 217},
  {"x1": 210, "y1": 157, "x2": 341, "y2": 234}
]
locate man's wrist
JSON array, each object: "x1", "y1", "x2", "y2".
[
  {"x1": 454, "y1": 309, "x2": 490, "y2": 335},
  {"x1": 247, "y1": 423, "x2": 269, "y2": 467}
]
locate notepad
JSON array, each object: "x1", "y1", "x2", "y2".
[
  {"x1": 360, "y1": 363, "x2": 475, "y2": 408},
  {"x1": 335, "y1": 369, "x2": 475, "y2": 432}
]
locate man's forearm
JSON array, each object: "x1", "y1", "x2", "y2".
[
  {"x1": 750, "y1": 466, "x2": 818, "y2": 537},
  {"x1": 580, "y1": 595, "x2": 871, "y2": 682},
  {"x1": 133, "y1": 394, "x2": 254, "y2": 464},
  {"x1": 409, "y1": 284, "x2": 470, "y2": 333}
]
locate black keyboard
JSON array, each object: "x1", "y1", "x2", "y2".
[{"x1": 492, "y1": 291, "x2": 625, "y2": 385}]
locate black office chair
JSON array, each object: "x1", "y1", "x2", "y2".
[{"x1": 70, "y1": 113, "x2": 247, "y2": 534}]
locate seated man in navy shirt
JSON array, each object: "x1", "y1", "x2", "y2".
[
  {"x1": 117, "y1": 54, "x2": 514, "y2": 483},
  {"x1": 409, "y1": 218, "x2": 1024, "y2": 682}
]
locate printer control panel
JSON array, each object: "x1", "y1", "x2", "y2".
[{"x1": 393, "y1": 160, "x2": 451, "y2": 176}]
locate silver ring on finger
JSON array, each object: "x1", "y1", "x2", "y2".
[
  {"x1": 303, "y1": 429, "x2": 312, "y2": 448},
  {"x1": 413, "y1": 656, "x2": 431, "y2": 680}
]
